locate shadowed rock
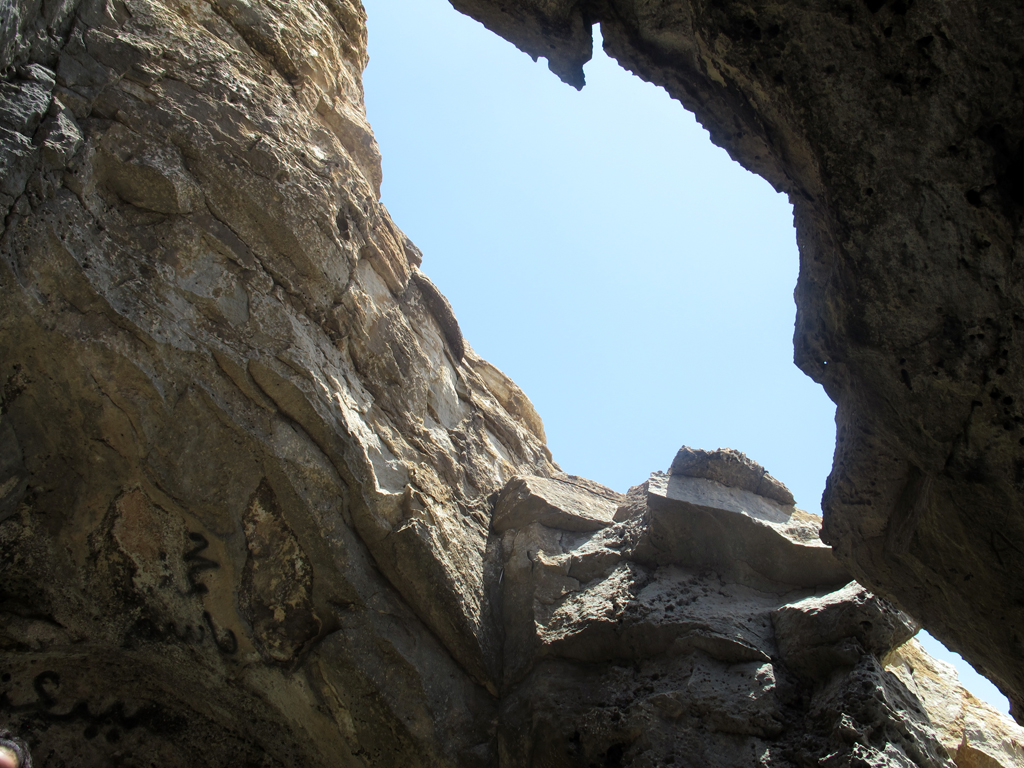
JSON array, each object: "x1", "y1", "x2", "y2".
[
  {"x1": 772, "y1": 582, "x2": 919, "y2": 681},
  {"x1": 493, "y1": 448, "x2": 1024, "y2": 767}
]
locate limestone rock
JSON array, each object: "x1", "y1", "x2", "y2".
[
  {"x1": 0, "y1": 0, "x2": 555, "y2": 763},
  {"x1": 493, "y1": 450, "x2": 969, "y2": 768},
  {"x1": 671, "y1": 445, "x2": 795, "y2": 507},
  {"x1": 887, "y1": 639, "x2": 1024, "y2": 768},
  {"x1": 492, "y1": 474, "x2": 623, "y2": 533},
  {"x1": 772, "y1": 582, "x2": 919, "y2": 682},
  {"x1": 636, "y1": 470, "x2": 851, "y2": 591},
  {"x1": 802, "y1": 655, "x2": 956, "y2": 768},
  {"x1": 447, "y1": 0, "x2": 1024, "y2": 720},
  {"x1": 0, "y1": 0, "x2": 1012, "y2": 764}
]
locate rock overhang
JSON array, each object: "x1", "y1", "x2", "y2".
[
  {"x1": 445, "y1": 0, "x2": 1024, "y2": 719},
  {"x1": 2, "y1": 0, "x2": 1024, "y2": 763}
]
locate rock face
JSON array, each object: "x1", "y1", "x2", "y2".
[
  {"x1": 494, "y1": 451, "x2": 1024, "y2": 767},
  {"x1": 0, "y1": 0, "x2": 555, "y2": 764},
  {"x1": 1, "y1": 0, "x2": 1022, "y2": 765},
  {"x1": 446, "y1": 0, "x2": 1024, "y2": 720},
  {"x1": 887, "y1": 640, "x2": 1024, "y2": 768},
  {"x1": 493, "y1": 474, "x2": 623, "y2": 533}
]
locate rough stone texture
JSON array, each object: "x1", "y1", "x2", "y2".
[
  {"x1": 773, "y1": 582, "x2": 919, "y2": 682},
  {"x1": 0, "y1": 0, "x2": 556, "y2": 764},
  {"x1": 445, "y1": 0, "x2": 1024, "y2": 719},
  {"x1": 1, "y1": 0, "x2": 1019, "y2": 765},
  {"x1": 671, "y1": 445, "x2": 796, "y2": 506},
  {"x1": 634, "y1": 469, "x2": 852, "y2": 591},
  {"x1": 886, "y1": 640, "x2": 1024, "y2": 768},
  {"x1": 493, "y1": 452, "x2": 1015, "y2": 768},
  {"x1": 492, "y1": 474, "x2": 623, "y2": 533}
]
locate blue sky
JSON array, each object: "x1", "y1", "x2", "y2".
[{"x1": 360, "y1": 0, "x2": 1009, "y2": 714}]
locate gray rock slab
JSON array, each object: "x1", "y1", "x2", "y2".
[
  {"x1": 670, "y1": 445, "x2": 795, "y2": 506},
  {"x1": 639, "y1": 472, "x2": 850, "y2": 590},
  {"x1": 493, "y1": 474, "x2": 623, "y2": 533},
  {"x1": 0, "y1": 79, "x2": 51, "y2": 135}
]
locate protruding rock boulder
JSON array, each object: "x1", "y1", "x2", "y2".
[
  {"x1": 772, "y1": 582, "x2": 919, "y2": 681},
  {"x1": 670, "y1": 446, "x2": 795, "y2": 507},
  {"x1": 492, "y1": 474, "x2": 623, "y2": 533},
  {"x1": 634, "y1": 459, "x2": 850, "y2": 591},
  {"x1": 491, "y1": 447, "x2": 1000, "y2": 767}
]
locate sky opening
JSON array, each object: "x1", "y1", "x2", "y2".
[{"x1": 360, "y1": 0, "x2": 1010, "y2": 714}]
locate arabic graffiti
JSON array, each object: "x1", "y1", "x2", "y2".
[{"x1": 0, "y1": 670, "x2": 184, "y2": 741}]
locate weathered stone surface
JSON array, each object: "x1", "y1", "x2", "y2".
[
  {"x1": 0, "y1": 0, "x2": 1015, "y2": 764},
  {"x1": 802, "y1": 655, "x2": 955, "y2": 768},
  {"x1": 446, "y1": 0, "x2": 1024, "y2": 719},
  {"x1": 887, "y1": 640, "x2": 1024, "y2": 768},
  {"x1": 671, "y1": 445, "x2": 795, "y2": 506},
  {"x1": 773, "y1": 582, "x2": 919, "y2": 682},
  {"x1": 492, "y1": 474, "x2": 623, "y2": 533},
  {"x1": 0, "y1": 0, "x2": 555, "y2": 763},
  {"x1": 493, "y1": 451, "x2": 979, "y2": 768},
  {"x1": 637, "y1": 470, "x2": 851, "y2": 590}
]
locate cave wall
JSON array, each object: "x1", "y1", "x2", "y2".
[
  {"x1": 1, "y1": 0, "x2": 1023, "y2": 765},
  {"x1": 0, "y1": 0, "x2": 555, "y2": 763},
  {"x1": 444, "y1": 0, "x2": 1024, "y2": 718}
]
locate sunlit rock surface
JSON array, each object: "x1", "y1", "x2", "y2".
[
  {"x1": 1, "y1": 0, "x2": 1021, "y2": 765},
  {"x1": 446, "y1": 0, "x2": 1024, "y2": 721},
  {"x1": 495, "y1": 447, "x2": 1024, "y2": 767},
  {"x1": 887, "y1": 640, "x2": 1024, "y2": 768},
  {"x1": 0, "y1": 0, "x2": 554, "y2": 764}
]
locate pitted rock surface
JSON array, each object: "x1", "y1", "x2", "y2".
[{"x1": 492, "y1": 450, "x2": 1024, "y2": 768}]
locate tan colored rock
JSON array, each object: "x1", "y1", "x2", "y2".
[
  {"x1": 887, "y1": 639, "x2": 1024, "y2": 768},
  {"x1": 0, "y1": 0, "x2": 555, "y2": 763}
]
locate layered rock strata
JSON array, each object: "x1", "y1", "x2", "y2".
[
  {"x1": 446, "y1": 0, "x2": 1024, "y2": 719},
  {"x1": 1, "y1": 0, "x2": 1021, "y2": 765},
  {"x1": 0, "y1": 0, "x2": 554, "y2": 764},
  {"x1": 494, "y1": 447, "x2": 1024, "y2": 767}
]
